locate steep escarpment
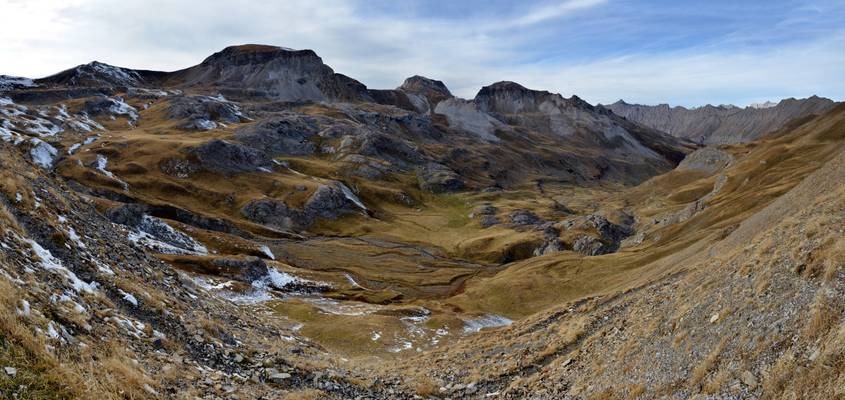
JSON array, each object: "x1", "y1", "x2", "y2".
[{"x1": 605, "y1": 96, "x2": 837, "y2": 144}]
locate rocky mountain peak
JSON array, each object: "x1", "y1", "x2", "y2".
[
  {"x1": 38, "y1": 60, "x2": 143, "y2": 88},
  {"x1": 473, "y1": 81, "x2": 589, "y2": 115},
  {"x1": 199, "y1": 44, "x2": 319, "y2": 68},
  {"x1": 174, "y1": 44, "x2": 371, "y2": 102},
  {"x1": 395, "y1": 75, "x2": 453, "y2": 111},
  {"x1": 399, "y1": 75, "x2": 452, "y2": 98}
]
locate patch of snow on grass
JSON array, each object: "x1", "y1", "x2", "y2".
[
  {"x1": 29, "y1": 138, "x2": 58, "y2": 169},
  {"x1": 259, "y1": 245, "x2": 275, "y2": 260},
  {"x1": 462, "y1": 314, "x2": 513, "y2": 333},
  {"x1": 26, "y1": 238, "x2": 97, "y2": 294},
  {"x1": 338, "y1": 183, "x2": 367, "y2": 211},
  {"x1": 119, "y1": 289, "x2": 139, "y2": 307}
]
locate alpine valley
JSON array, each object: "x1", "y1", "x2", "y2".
[{"x1": 0, "y1": 45, "x2": 843, "y2": 399}]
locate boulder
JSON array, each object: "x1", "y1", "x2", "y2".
[
  {"x1": 572, "y1": 234, "x2": 608, "y2": 256},
  {"x1": 417, "y1": 163, "x2": 464, "y2": 193},
  {"x1": 508, "y1": 209, "x2": 543, "y2": 226},
  {"x1": 211, "y1": 256, "x2": 270, "y2": 282},
  {"x1": 241, "y1": 198, "x2": 306, "y2": 231}
]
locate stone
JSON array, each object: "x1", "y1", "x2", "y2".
[
  {"x1": 268, "y1": 372, "x2": 291, "y2": 384},
  {"x1": 572, "y1": 235, "x2": 607, "y2": 256},
  {"x1": 417, "y1": 163, "x2": 465, "y2": 193},
  {"x1": 740, "y1": 370, "x2": 758, "y2": 389},
  {"x1": 4, "y1": 366, "x2": 16, "y2": 377}
]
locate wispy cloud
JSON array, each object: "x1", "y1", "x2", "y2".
[
  {"x1": 502, "y1": 0, "x2": 607, "y2": 28},
  {"x1": 0, "y1": 0, "x2": 842, "y2": 107}
]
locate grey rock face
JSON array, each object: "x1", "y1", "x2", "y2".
[
  {"x1": 564, "y1": 214, "x2": 633, "y2": 255},
  {"x1": 210, "y1": 257, "x2": 269, "y2": 283},
  {"x1": 572, "y1": 235, "x2": 608, "y2": 256},
  {"x1": 677, "y1": 147, "x2": 734, "y2": 174},
  {"x1": 508, "y1": 209, "x2": 543, "y2": 226},
  {"x1": 37, "y1": 61, "x2": 145, "y2": 88},
  {"x1": 166, "y1": 95, "x2": 250, "y2": 130},
  {"x1": 534, "y1": 238, "x2": 566, "y2": 256},
  {"x1": 242, "y1": 183, "x2": 362, "y2": 231},
  {"x1": 417, "y1": 163, "x2": 465, "y2": 193},
  {"x1": 304, "y1": 184, "x2": 361, "y2": 220},
  {"x1": 172, "y1": 45, "x2": 372, "y2": 102},
  {"x1": 190, "y1": 139, "x2": 273, "y2": 175},
  {"x1": 105, "y1": 203, "x2": 148, "y2": 226},
  {"x1": 235, "y1": 115, "x2": 320, "y2": 156},
  {"x1": 357, "y1": 132, "x2": 424, "y2": 169},
  {"x1": 397, "y1": 75, "x2": 453, "y2": 112},
  {"x1": 241, "y1": 198, "x2": 304, "y2": 231},
  {"x1": 471, "y1": 205, "x2": 500, "y2": 228},
  {"x1": 83, "y1": 95, "x2": 138, "y2": 122},
  {"x1": 605, "y1": 96, "x2": 836, "y2": 144}
]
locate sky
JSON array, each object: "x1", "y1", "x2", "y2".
[{"x1": 1, "y1": 0, "x2": 844, "y2": 106}]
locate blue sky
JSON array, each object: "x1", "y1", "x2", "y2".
[{"x1": 1, "y1": 0, "x2": 843, "y2": 106}]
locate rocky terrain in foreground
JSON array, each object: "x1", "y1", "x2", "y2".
[{"x1": 0, "y1": 45, "x2": 843, "y2": 399}]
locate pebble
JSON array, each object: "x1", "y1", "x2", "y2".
[
  {"x1": 740, "y1": 370, "x2": 758, "y2": 389},
  {"x1": 4, "y1": 366, "x2": 17, "y2": 377}
]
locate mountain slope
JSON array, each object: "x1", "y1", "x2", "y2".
[{"x1": 605, "y1": 96, "x2": 837, "y2": 144}]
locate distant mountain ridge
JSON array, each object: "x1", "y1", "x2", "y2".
[{"x1": 604, "y1": 96, "x2": 837, "y2": 144}]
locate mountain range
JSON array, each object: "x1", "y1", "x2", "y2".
[
  {"x1": 605, "y1": 96, "x2": 836, "y2": 144},
  {"x1": 0, "y1": 44, "x2": 843, "y2": 399}
]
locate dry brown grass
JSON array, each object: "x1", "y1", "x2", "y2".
[
  {"x1": 803, "y1": 294, "x2": 840, "y2": 341},
  {"x1": 689, "y1": 336, "x2": 729, "y2": 386},
  {"x1": 0, "y1": 277, "x2": 85, "y2": 399},
  {"x1": 628, "y1": 383, "x2": 646, "y2": 398},
  {"x1": 281, "y1": 389, "x2": 328, "y2": 400},
  {"x1": 414, "y1": 377, "x2": 442, "y2": 398}
]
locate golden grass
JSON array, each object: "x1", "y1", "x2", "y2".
[{"x1": 689, "y1": 336, "x2": 728, "y2": 387}]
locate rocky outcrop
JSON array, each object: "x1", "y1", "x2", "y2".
[
  {"x1": 210, "y1": 257, "x2": 270, "y2": 283},
  {"x1": 241, "y1": 198, "x2": 304, "y2": 231},
  {"x1": 605, "y1": 96, "x2": 837, "y2": 144},
  {"x1": 417, "y1": 163, "x2": 465, "y2": 193},
  {"x1": 397, "y1": 76, "x2": 453, "y2": 113},
  {"x1": 242, "y1": 183, "x2": 364, "y2": 231},
  {"x1": 508, "y1": 209, "x2": 543, "y2": 227},
  {"x1": 677, "y1": 147, "x2": 734, "y2": 173},
  {"x1": 564, "y1": 214, "x2": 633, "y2": 256},
  {"x1": 572, "y1": 234, "x2": 608, "y2": 256},
  {"x1": 470, "y1": 205, "x2": 500, "y2": 228},
  {"x1": 166, "y1": 95, "x2": 250, "y2": 130},
  {"x1": 433, "y1": 98, "x2": 504, "y2": 142},
  {"x1": 189, "y1": 139, "x2": 273, "y2": 175},
  {"x1": 234, "y1": 115, "x2": 321, "y2": 156}
]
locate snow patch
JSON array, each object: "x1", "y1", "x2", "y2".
[
  {"x1": 26, "y1": 238, "x2": 97, "y2": 294},
  {"x1": 127, "y1": 215, "x2": 208, "y2": 255},
  {"x1": 0, "y1": 76, "x2": 36, "y2": 90},
  {"x1": 119, "y1": 289, "x2": 139, "y2": 307},
  {"x1": 462, "y1": 314, "x2": 513, "y2": 333},
  {"x1": 259, "y1": 245, "x2": 275, "y2": 260},
  {"x1": 338, "y1": 183, "x2": 367, "y2": 211},
  {"x1": 29, "y1": 138, "x2": 58, "y2": 169}
]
